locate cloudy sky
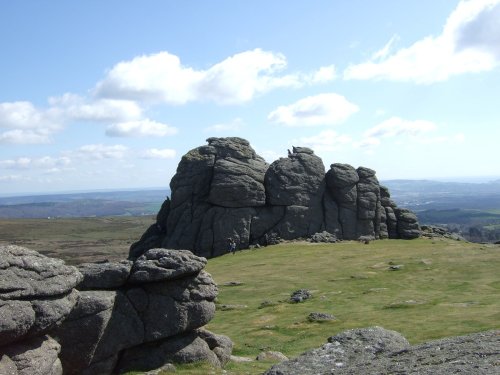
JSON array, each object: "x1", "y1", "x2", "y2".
[{"x1": 1, "y1": 0, "x2": 499, "y2": 195}]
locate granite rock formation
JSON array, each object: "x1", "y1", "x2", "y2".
[
  {"x1": 0, "y1": 245, "x2": 232, "y2": 375},
  {"x1": 131, "y1": 137, "x2": 420, "y2": 259},
  {"x1": 0, "y1": 245, "x2": 82, "y2": 375},
  {"x1": 264, "y1": 326, "x2": 500, "y2": 374}
]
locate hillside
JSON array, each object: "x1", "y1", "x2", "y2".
[
  {"x1": 1, "y1": 217, "x2": 499, "y2": 374},
  {"x1": 204, "y1": 238, "x2": 500, "y2": 373}
]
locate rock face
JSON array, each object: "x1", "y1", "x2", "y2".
[
  {"x1": 131, "y1": 137, "x2": 420, "y2": 259},
  {"x1": 264, "y1": 326, "x2": 500, "y2": 375},
  {"x1": 0, "y1": 245, "x2": 232, "y2": 375},
  {"x1": 0, "y1": 245, "x2": 82, "y2": 375}
]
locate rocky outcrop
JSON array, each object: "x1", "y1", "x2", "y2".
[
  {"x1": 131, "y1": 137, "x2": 420, "y2": 259},
  {"x1": 264, "y1": 326, "x2": 500, "y2": 374},
  {"x1": 0, "y1": 245, "x2": 82, "y2": 375},
  {"x1": 0, "y1": 245, "x2": 232, "y2": 375}
]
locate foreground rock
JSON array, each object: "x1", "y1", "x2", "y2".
[
  {"x1": 131, "y1": 138, "x2": 420, "y2": 259},
  {"x1": 0, "y1": 245, "x2": 232, "y2": 375},
  {"x1": 264, "y1": 326, "x2": 500, "y2": 374},
  {"x1": 0, "y1": 245, "x2": 81, "y2": 375}
]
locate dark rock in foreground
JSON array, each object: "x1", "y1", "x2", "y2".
[
  {"x1": 264, "y1": 326, "x2": 500, "y2": 375},
  {"x1": 131, "y1": 137, "x2": 420, "y2": 259},
  {"x1": 0, "y1": 245, "x2": 232, "y2": 375}
]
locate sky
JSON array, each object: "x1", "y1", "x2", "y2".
[{"x1": 1, "y1": 0, "x2": 500, "y2": 196}]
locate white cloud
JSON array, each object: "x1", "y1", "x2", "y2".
[
  {"x1": 0, "y1": 95, "x2": 144, "y2": 144},
  {"x1": 105, "y1": 119, "x2": 177, "y2": 137},
  {"x1": 0, "y1": 129, "x2": 53, "y2": 144},
  {"x1": 140, "y1": 148, "x2": 177, "y2": 159},
  {"x1": 72, "y1": 144, "x2": 129, "y2": 160},
  {"x1": 49, "y1": 93, "x2": 142, "y2": 122},
  {"x1": 365, "y1": 117, "x2": 437, "y2": 138},
  {"x1": 0, "y1": 156, "x2": 71, "y2": 170},
  {"x1": 268, "y1": 93, "x2": 359, "y2": 126},
  {"x1": 0, "y1": 101, "x2": 62, "y2": 144},
  {"x1": 0, "y1": 174, "x2": 27, "y2": 182},
  {"x1": 344, "y1": 0, "x2": 500, "y2": 83},
  {"x1": 205, "y1": 118, "x2": 243, "y2": 133},
  {"x1": 294, "y1": 130, "x2": 352, "y2": 151},
  {"x1": 307, "y1": 65, "x2": 337, "y2": 83},
  {"x1": 355, "y1": 117, "x2": 437, "y2": 148},
  {"x1": 95, "y1": 49, "x2": 335, "y2": 105}
]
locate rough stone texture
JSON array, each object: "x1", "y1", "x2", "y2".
[
  {"x1": 0, "y1": 245, "x2": 82, "y2": 300},
  {"x1": 421, "y1": 225, "x2": 468, "y2": 241},
  {"x1": 257, "y1": 351, "x2": 289, "y2": 361},
  {"x1": 1, "y1": 245, "x2": 231, "y2": 375},
  {"x1": 129, "y1": 249, "x2": 207, "y2": 283},
  {"x1": 116, "y1": 329, "x2": 233, "y2": 373},
  {"x1": 309, "y1": 231, "x2": 338, "y2": 243},
  {"x1": 1, "y1": 335, "x2": 63, "y2": 375},
  {"x1": 290, "y1": 289, "x2": 312, "y2": 303},
  {"x1": 130, "y1": 138, "x2": 420, "y2": 259},
  {"x1": 53, "y1": 249, "x2": 226, "y2": 374},
  {"x1": 265, "y1": 327, "x2": 500, "y2": 375},
  {"x1": 77, "y1": 260, "x2": 132, "y2": 290},
  {"x1": 0, "y1": 245, "x2": 82, "y2": 346},
  {"x1": 307, "y1": 312, "x2": 336, "y2": 322}
]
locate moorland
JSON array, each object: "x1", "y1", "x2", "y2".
[{"x1": 1, "y1": 216, "x2": 498, "y2": 374}]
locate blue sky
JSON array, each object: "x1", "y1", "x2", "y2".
[{"x1": 1, "y1": 0, "x2": 499, "y2": 195}]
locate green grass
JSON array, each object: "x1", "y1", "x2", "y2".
[
  {"x1": 2, "y1": 218, "x2": 498, "y2": 374},
  {"x1": 201, "y1": 238, "x2": 500, "y2": 374}
]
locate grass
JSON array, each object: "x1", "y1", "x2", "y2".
[
  {"x1": 203, "y1": 238, "x2": 500, "y2": 374},
  {"x1": 1, "y1": 218, "x2": 498, "y2": 374},
  {"x1": 0, "y1": 216, "x2": 155, "y2": 264}
]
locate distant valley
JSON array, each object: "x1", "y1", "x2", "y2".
[
  {"x1": 383, "y1": 179, "x2": 500, "y2": 243},
  {"x1": 1, "y1": 180, "x2": 500, "y2": 243},
  {"x1": 0, "y1": 189, "x2": 169, "y2": 218}
]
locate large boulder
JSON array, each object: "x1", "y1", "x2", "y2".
[
  {"x1": 0, "y1": 245, "x2": 83, "y2": 375},
  {"x1": 265, "y1": 146, "x2": 325, "y2": 207},
  {"x1": 131, "y1": 137, "x2": 420, "y2": 259},
  {"x1": 1, "y1": 245, "x2": 232, "y2": 375},
  {"x1": 0, "y1": 245, "x2": 82, "y2": 346},
  {"x1": 264, "y1": 327, "x2": 500, "y2": 374},
  {"x1": 53, "y1": 248, "x2": 226, "y2": 374}
]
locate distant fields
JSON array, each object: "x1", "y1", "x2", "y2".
[{"x1": 0, "y1": 216, "x2": 155, "y2": 264}]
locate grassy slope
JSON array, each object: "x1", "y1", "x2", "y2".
[
  {"x1": 1, "y1": 218, "x2": 498, "y2": 374},
  {"x1": 202, "y1": 238, "x2": 500, "y2": 374}
]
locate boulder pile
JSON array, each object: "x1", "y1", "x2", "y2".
[
  {"x1": 0, "y1": 245, "x2": 232, "y2": 375},
  {"x1": 131, "y1": 137, "x2": 420, "y2": 259}
]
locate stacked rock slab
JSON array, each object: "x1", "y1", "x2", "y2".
[
  {"x1": 0, "y1": 245, "x2": 82, "y2": 375},
  {"x1": 131, "y1": 138, "x2": 420, "y2": 259},
  {"x1": 131, "y1": 137, "x2": 420, "y2": 259},
  {"x1": 0, "y1": 245, "x2": 232, "y2": 375}
]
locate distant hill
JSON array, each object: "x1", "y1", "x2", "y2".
[
  {"x1": 0, "y1": 189, "x2": 170, "y2": 218},
  {"x1": 382, "y1": 179, "x2": 500, "y2": 242}
]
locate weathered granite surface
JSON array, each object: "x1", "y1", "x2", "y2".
[
  {"x1": 264, "y1": 326, "x2": 500, "y2": 375},
  {"x1": 0, "y1": 245, "x2": 232, "y2": 375},
  {"x1": 131, "y1": 137, "x2": 421, "y2": 259}
]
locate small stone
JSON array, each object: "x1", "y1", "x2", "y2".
[
  {"x1": 289, "y1": 289, "x2": 312, "y2": 303},
  {"x1": 307, "y1": 312, "x2": 336, "y2": 322},
  {"x1": 256, "y1": 351, "x2": 289, "y2": 361}
]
